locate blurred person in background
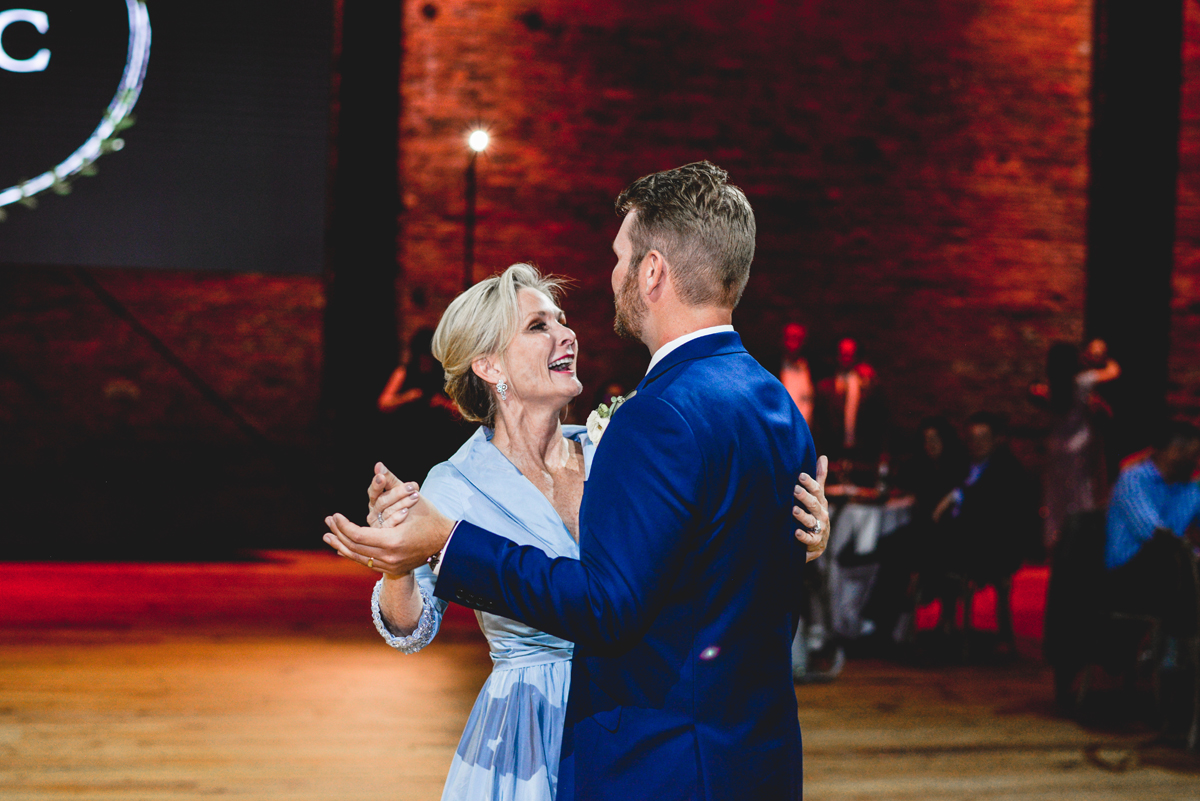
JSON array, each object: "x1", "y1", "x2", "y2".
[
  {"x1": 378, "y1": 327, "x2": 466, "y2": 485},
  {"x1": 929, "y1": 412, "x2": 1040, "y2": 645},
  {"x1": 1105, "y1": 419, "x2": 1200, "y2": 641},
  {"x1": 1104, "y1": 419, "x2": 1200, "y2": 736},
  {"x1": 378, "y1": 328, "x2": 443, "y2": 413},
  {"x1": 814, "y1": 337, "x2": 888, "y2": 479},
  {"x1": 1032, "y1": 340, "x2": 1120, "y2": 551},
  {"x1": 779, "y1": 322, "x2": 815, "y2": 423},
  {"x1": 856, "y1": 416, "x2": 968, "y2": 648},
  {"x1": 591, "y1": 377, "x2": 631, "y2": 412}
]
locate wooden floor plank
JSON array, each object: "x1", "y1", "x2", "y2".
[{"x1": 1, "y1": 552, "x2": 1197, "y2": 800}]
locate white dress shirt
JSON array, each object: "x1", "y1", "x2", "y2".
[{"x1": 645, "y1": 325, "x2": 735, "y2": 375}]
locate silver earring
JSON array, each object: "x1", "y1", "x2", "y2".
[{"x1": 497, "y1": 380, "x2": 508, "y2": 401}]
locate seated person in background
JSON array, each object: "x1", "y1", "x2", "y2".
[
  {"x1": 1105, "y1": 419, "x2": 1200, "y2": 639},
  {"x1": 857, "y1": 416, "x2": 967, "y2": 644},
  {"x1": 906, "y1": 416, "x2": 970, "y2": 525},
  {"x1": 929, "y1": 411, "x2": 1039, "y2": 638}
]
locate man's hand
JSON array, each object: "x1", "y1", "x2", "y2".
[
  {"x1": 794, "y1": 455, "x2": 830, "y2": 562},
  {"x1": 323, "y1": 465, "x2": 457, "y2": 575}
]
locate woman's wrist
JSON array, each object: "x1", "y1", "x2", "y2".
[{"x1": 372, "y1": 578, "x2": 435, "y2": 652}]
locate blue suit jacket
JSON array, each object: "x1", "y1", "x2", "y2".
[{"x1": 435, "y1": 331, "x2": 816, "y2": 800}]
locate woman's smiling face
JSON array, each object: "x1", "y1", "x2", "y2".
[{"x1": 500, "y1": 288, "x2": 582, "y2": 411}]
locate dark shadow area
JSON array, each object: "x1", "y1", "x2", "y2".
[{"x1": 0, "y1": 438, "x2": 336, "y2": 561}]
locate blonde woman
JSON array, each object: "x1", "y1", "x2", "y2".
[{"x1": 365, "y1": 263, "x2": 591, "y2": 801}]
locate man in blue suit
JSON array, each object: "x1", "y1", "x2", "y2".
[{"x1": 331, "y1": 162, "x2": 826, "y2": 799}]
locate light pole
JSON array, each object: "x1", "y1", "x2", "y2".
[{"x1": 463, "y1": 129, "x2": 489, "y2": 291}]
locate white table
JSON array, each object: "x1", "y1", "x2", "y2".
[{"x1": 793, "y1": 493, "x2": 913, "y2": 680}]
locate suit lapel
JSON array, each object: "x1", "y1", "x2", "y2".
[{"x1": 635, "y1": 331, "x2": 746, "y2": 392}]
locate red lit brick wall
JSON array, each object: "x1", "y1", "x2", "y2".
[
  {"x1": 12, "y1": 0, "x2": 1200, "y2": 475},
  {"x1": 1173, "y1": 0, "x2": 1200, "y2": 418},
  {"x1": 397, "y1": 0, "x2": 1094, "y2": 446},
  {"x1": 0, "y1": 267, "x2": 327, "y2": 555},
  {"x1": 0, "y1": 268, "x2": 323, "y2": 453}
]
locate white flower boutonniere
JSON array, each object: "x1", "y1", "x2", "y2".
[{"x1": 586, "y1": 394, "x2": 629, "y2": 445}]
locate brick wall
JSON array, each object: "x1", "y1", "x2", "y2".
[
  {"x1": 1174, "y1": 0, "x2": 1200, "y2": 418},
  {"x1": 0, "y1": 267, "x2": 325, "y2": 556},
  {"x1": 398, "y1": 0, "x2": 1093, "y2": 446},
  {"x1": 0, "y1": 0, "x2": 1108, "y2": 451},
  {"x1": 0, "y1": 268, "x2": 324, "y2": 450},
  {"x1": 10, "y1": 0, "x2": 1200, "y2": 554}
]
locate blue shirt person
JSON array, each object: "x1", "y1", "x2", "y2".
[
  {"x1": 1106, "y1": 428, "x2": 1200, "y2": 571},
  {"x1": 1103, "y1": 420, "x2": 1200, "y2": 640}
]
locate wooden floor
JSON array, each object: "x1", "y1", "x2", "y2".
[{"x1": 1, "y1": 552, "x2": 1197, "y2": 800}]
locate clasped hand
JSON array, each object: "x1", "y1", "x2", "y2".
[{"x1": 322, "y1": 462, "x2": 454, "y2": 575}]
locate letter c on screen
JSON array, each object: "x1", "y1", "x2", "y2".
[{"x1": 0, "y1": 9, "x2": 50, "y2": 73}]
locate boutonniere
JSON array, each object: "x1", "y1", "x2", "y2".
[{"x1": 586, "y1": 393, "x2": 630, "y2": 444}]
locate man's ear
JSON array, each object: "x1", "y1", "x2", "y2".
[
  {"x1": 471, "y1": 354, "x2": 503, "y2": 385},
  {"x1": 642, "y1": 250, "x2": 668, "y2": 301}
]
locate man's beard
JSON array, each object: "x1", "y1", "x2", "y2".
[{"x1": 613, "y1": 264, "x2": 647, "y2": 341}]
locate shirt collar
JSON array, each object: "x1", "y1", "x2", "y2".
[{"x1": 645, "y1": 325, "x2": 735, "y2": 375}]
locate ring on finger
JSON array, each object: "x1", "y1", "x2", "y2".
[{"x1": 368, "y1": 557, "x2": 374, "y2": 569}]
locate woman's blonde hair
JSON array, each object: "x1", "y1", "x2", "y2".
[{"x1": 432, "y1": 263, "x2": 565, "y2": 427}]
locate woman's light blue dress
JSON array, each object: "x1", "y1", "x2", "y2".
[{"x1": 370, "y1": 425, "x2": 594, "y2": 801}]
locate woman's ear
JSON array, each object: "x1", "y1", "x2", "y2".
[{"x1": 471, "y1": 354, "x2": 503, "y2": 386}]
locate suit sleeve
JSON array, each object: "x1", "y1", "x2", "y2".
[{"x1": 433, "y1": 395, "x2": 702, "y2": 654}]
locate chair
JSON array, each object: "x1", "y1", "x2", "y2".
[
  {"x1": 1044, "y1": 510, "x2": 1116, "y2": 707},
  {"x1": 937, "y1": 572, "x2": 1015, "y2": 662},
  {"x1": 961, "y1": 573, "x2": 1015, "y2": 659},
  {"x1": 1044, "y1": 511, "x2": 1195, "y2": 740},
  {"x1": 927, "y1": 490, "x2": 1034, "y2": 661}
]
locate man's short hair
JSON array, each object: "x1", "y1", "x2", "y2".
[
  {"x1": 967, "y1": 410, "x2": 1009, "y2": 437},
  {"x1": 1150, "y1": 418, "x2": 1200, "y2": 450},
  {"x1": 614, "y1": 161, "x2": 756, "y2": 309}
]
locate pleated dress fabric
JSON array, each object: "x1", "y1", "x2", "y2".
[{"x1": 375, "y1": 425, "x2": 593, "y2": 801}]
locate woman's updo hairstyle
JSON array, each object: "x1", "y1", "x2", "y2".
[{"x1": 432, "y1": 262, "x2": 565, "y2": 428}]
